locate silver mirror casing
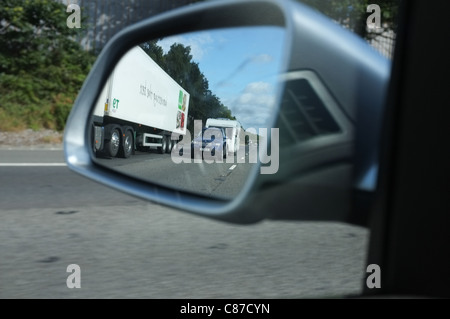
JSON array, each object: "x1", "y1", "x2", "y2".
[{"x1": 64, "y1": 0, "x2": 390, "y2": 224}]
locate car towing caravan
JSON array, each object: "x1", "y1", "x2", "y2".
[{"x1": 205, "y1": 118, "x2": 242, "y2": 155}]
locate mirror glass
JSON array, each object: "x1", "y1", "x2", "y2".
[{"x1": 91, "y1": 26, "x2": 285, "y2": 200}]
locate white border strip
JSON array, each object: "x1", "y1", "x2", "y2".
[{"x1": 0, "y1": 163, "x2": 67, "y2": 167}]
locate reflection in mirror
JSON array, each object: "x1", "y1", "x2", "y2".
[{"x1": 91, "y1": 26, "x2": 285, "y2": 200}]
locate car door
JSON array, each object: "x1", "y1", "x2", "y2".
[
  {"x1": 62, "y1": 0, "x2": 450, "y2": 299},
  {"x1": 363, "y1": 0, "x2": 450, "y2": 297}
]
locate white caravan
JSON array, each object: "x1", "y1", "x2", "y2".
[{"x1": 205, "y1": 118, "x2": 242, "y2": 154}]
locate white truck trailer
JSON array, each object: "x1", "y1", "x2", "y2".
[
  {"x1": 205, "y1": 118, "x2": 241, "y2": 155},
  {"x1": 92, "y1": 46, "x2": 190, "y2": 158}
]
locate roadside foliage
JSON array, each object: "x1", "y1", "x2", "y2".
[{"x1": 0, "y1": 0, "x2": 95, "y2": 131}]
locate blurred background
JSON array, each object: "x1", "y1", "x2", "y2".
[{"x1": 0, "y1": 0, "x2": 397, "y2": 135}]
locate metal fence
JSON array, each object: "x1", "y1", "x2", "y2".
[{"x1": 367, "y1": 28, "x2": 396, "y2": 59}]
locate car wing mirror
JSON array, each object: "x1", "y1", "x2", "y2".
[{"x1": 64, "y1": 0, "x2": 391, "y2": 225}]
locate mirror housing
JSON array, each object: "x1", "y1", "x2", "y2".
[{"x1": 65, "y1": 0, "x2": 390, "y2": 225}]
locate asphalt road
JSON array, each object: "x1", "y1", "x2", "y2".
[
  {"x1": 0, "y1": 148, "x2": 369, "y2": 299},
  {"x1": 94, "y1": 146, "x2": 256, "y2": 199}
]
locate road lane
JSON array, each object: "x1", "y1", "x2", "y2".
[
  {"x1": 0, "y1": 203, "x2": 369, "y2": 299},
  {"x1": 0, "y1": 149, "x2": 65, "y2": 164},
  {"x1": 0, "y1": 166, "x2": 147, "y2": 210},
  {"x1": 0, "y1": 148, "x2": 369, "y2": 298},
  {"x1": 94, "y1": 149, "x2": 256, "y2": 199}
]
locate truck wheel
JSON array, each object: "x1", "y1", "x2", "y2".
[
  {"x1": 164, "y1": 136, "x2": 171, "y2": 153},
  {"x1": 158, "y1": 136, "x2": 166, "y2": 154},
  {"x1": 120, "y1": 130, "x2": 133, "y2": 158},
  {"x1": 105, "y1": 128, "x2": 120, "y2": 158},
  {"x1": 166, "y1": 137, "x2": 174, "y2": 153}
]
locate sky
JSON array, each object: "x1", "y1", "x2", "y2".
[{"x1": 157, "y1": 26, "x2": 286, "y2": 130}]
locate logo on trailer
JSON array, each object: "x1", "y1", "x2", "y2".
[{"x1": 112, "y1": 98, "x2": 120, "y2": 113}]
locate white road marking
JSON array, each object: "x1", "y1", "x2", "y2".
[
  {"x1": 229, "y1": 165, "x2": 237, "y2": 170},
  {"x1": 0, "y1": 163, "x2": 67, "y2": 167}
]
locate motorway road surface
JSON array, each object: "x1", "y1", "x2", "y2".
[
  {"x1": 0, "y1": 148, "x2": 369, "y2": 298},
  {"x1": 94, "y1": 147, "x2": 255, "y2": 199}
]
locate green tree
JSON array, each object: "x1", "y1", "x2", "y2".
[
  {"x1": 140, "y1": 40, "x2": 165, "y2": 66},
  {"x1": 163, "y1": 43, "x2": 193, "y2": 87},
  {"x1": 0, "y1": 0, "x2": 95, "y2": 131},
  {"x1": 145, "y1": 41, "x2": 234, "y2": 132}
]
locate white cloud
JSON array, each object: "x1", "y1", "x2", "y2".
[
  {"x1": 242, "y1": 82, "x2": 272, "y2": 94},
  {"x1": 251, "y1": 54, "x2": 273, "y2": 64},
  {"x1": 229, "y1": 81, "x2": 278, "y2": 129},
  {"x1": 158, "y1": 33, "x2": 214, "y2": 61}
]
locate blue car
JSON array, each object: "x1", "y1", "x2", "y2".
[{"x1": 191, "y1": 127, "x2": 227, "y2": 159}]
